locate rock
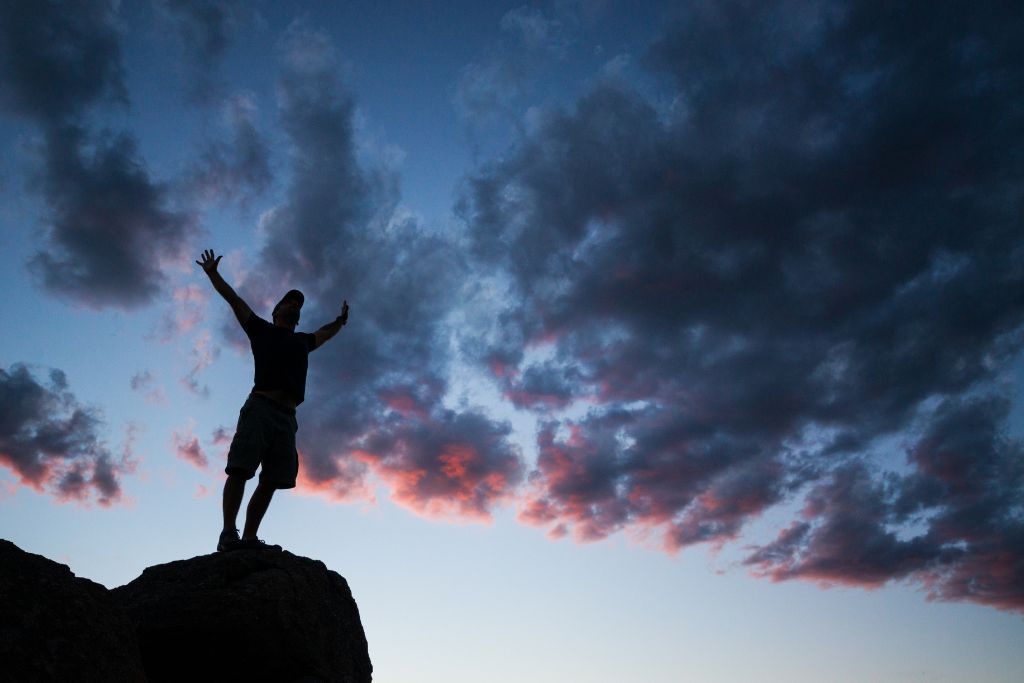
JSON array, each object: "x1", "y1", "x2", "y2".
[
  {"x1": 0, "y1": 539, "x2": 147, "y2": 682},
  {"x1": 111, "y1": 548, "x2": 372, "y2": 683}
]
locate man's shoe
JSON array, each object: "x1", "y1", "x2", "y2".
[
  {"x1": 217, "y1": 527, "x2": 240, "y2": 552},
  {"x1": 236, "y1": 537, "x2": 282, "y2": 551}
]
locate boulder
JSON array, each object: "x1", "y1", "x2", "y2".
[
  {"x1": 111, "y1": 548, "x2": 372, "y2": 683},
  {"x1": 0, "y1": 539, "x2": 146, "y2": 682}
]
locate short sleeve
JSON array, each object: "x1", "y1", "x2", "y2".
[
  {"x1": 242, "y1": 313, "x2": 271, "y2": 338},
  {"x1": 300, "y1": 332, "x2": 318, "y2": 351}
]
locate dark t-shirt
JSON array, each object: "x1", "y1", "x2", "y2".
[{"x1": 242, "y1": 314, "x2": 317, "y2": 405}]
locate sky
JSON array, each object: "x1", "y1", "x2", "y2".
[{"x1": 1, "y1": 1, "x2": 1023, "y2": 681}]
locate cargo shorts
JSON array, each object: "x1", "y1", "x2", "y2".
[{"x1": 225, "y1": 393, "x2": 299, "y2": 489}]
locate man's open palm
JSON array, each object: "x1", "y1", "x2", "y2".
[{"x1": 196, "y1": 249, "x2": 222, "y2": 274}]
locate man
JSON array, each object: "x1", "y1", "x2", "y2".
[{"x1": 196, "y1": 249, "x2": 349, "y2": 551}]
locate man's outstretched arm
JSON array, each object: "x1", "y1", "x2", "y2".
[
  {"x1": 313, "y1": 300, "x2": 349, "y2": 349},
  {"x1": 196, "y1": 249, "x2": 252, "y2": 326}
]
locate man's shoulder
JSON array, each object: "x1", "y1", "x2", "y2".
[
  {"x1": 244, "y1": 313, "x2": 273, "y2": 334},
  {"x1": 295, "y1": 330, "x2": 317, "y2": 350}
]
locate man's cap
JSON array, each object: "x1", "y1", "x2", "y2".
[{"x1": 274, "y1": 289, "x2": 304, "y2": 311}]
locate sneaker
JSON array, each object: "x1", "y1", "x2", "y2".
[
  {"x1": 236, "y1": 537, "x2": 282, "y2": 551},
  {"x1": 217, "y1": 527, "x2": 240, "y2": 552}
]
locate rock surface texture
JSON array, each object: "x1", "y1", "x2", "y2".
[
  {"x1": 0, "y1": 539, "x2": 147, "y2": 682},
  {"x1": 1, "y1": 538, "x2": 372, "y2": 682},
  {"x1": 112, "y1": 549, "x2": 373, "y2": 683}
]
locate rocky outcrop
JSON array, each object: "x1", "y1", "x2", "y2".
[
  {"x1": 0, "y1": 539, "x2": 147, "y2": 682},
  {"x1": 1, "y1": 538, "x2": 372, "y2": 683},
  {"x1": 111, "y1": 548, "x2": 372, "y2": 683}
]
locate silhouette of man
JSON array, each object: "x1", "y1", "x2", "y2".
[{"x1": 196, "y1": 249, "x2": 349, "y2": 551}]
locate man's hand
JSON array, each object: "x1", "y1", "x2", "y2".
[
  {"x1": 314, "y1": 300, "x2": 349, "y2": 349},
  {"x1": 196, "y1": 249, "x2": 222, "y2": 274},
  {"x1": 196, "y1": 248, "x2": 252, "y2": 326}
]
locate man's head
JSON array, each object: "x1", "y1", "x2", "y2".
[{"x1": 272, "y1": 289, "x2": 304, "y2": 328}]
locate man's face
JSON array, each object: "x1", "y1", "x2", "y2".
[{"x1": 274, "y1": 297, "x2": 301, "y2": 326}]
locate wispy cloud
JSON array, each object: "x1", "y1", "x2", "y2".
[
  {"x1": 129, "y1": 370, "x2": 168, "y2": 406},
  {"x1": 180, "y1": 330, "x2": 220, "y2": 398},
  {"x1": 172, "y1": 421, "x2": 209, "y2": 470},
  {"x1": 155, "y1": 0, "x2": 244, "y2": 102},
  {"x1": 185, "y1": 94, "x2": 272, "y2": 206}
]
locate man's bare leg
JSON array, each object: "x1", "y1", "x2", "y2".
[
  {"x1": 242, "y1": 481, "x2": 276, "y2": 540},
  {"x1": 223, "y1": 474, "x2": 246, "y2": 531}
]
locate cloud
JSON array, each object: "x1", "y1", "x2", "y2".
[
  {"x1": 0, "y1": 0, "x2": 124, "y2": 123},
  {"x1": 150, "y1": 283, "x2": 210, "y2": 343},
  {"x1": 156, "y1": 0, "x2": 243, "y2": 101},
  {"x1": 358, "y1": 408, "x2": 524, "y2": 521},
  {"x1": 0, "y1": 363, "x2": 132, "y2": 505},
  {"x1": 129, "y1": 370, "x2": 168, "y2": 405},
  {"x1": 0, "y1": 0, "x2": 195, "y2": 309},
  {"x1": 454, "y1": 5, "x2": 572, "y2": 135},
  {"x1": 172, "y1": 422, "x2": 209, "y2": 470},
  {"x1": 747, "y1": 395, "x2": 1024, "y2": 611},
  {"x1": 211, "y1": 425, "x2": 233, "y2": 446},
  {"x1": 180, "y1": 330, "x2": 219, "y2": 397},
  {"x1": 186, "y1": 94, "x2": 272, "y2": 205},
  {"x1": 27, "y1": 126, "x2": 195, "y2": 308},
  {"x1": 458, "y1": 1, "x2": 1024, "y2": 610},
  {"x1": 210, "y1": 21, "x2": 526, "y2": 521}
]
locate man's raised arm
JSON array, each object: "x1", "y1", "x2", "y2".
[
  {"x1": 196, "y1": 249, "x2": 252, "y2": 326},
  {"x1": 313, "y1": 300, "x2": 349, "y2": 349}
]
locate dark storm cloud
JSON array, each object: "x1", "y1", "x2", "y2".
[
  {"x1": 0, "y1": 0, "x2": 124, "y2": 122},
  {"x1": 459, "y1": 1, "x2": 1024, "y2": 609},
  {"x1": 28, "y1": 125, "x2": 194, "y2": 308},
  {"x1": 495, "y1": 356, "x2": 584, "y2": 410},
  {"x1": 228, "y1": 22, "x2": 524, "y2": 517},
  {"x1": 0, "y1": 0, "x2": 194, "y2": 309},
  {"x1": 0, "y1": 363, "x2": 130, "y2": 505}
]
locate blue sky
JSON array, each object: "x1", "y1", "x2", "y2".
[{"x1": 1, "y1": 2, "x2": 1023, "y2": 681}]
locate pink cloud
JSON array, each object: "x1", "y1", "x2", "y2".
[
  {"x1": 171, "y1": 423, "x2": 209, "y2": 470},
  {"x1": 1, "y1": 364, "x2": 135, "y2": 506},
  {"x1": 151, "y1": 284, "x2": 210, "y2": 342},
  {"x1": 294, "y1": 449, "x2": 376, "y2": 504},
  {"x1": 180, "y1": 330, "x2": 220, "y2": 397}
]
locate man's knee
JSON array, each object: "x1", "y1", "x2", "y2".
[{"x1": 225, "y1": 473, "x2": 248, "y2": 488}]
